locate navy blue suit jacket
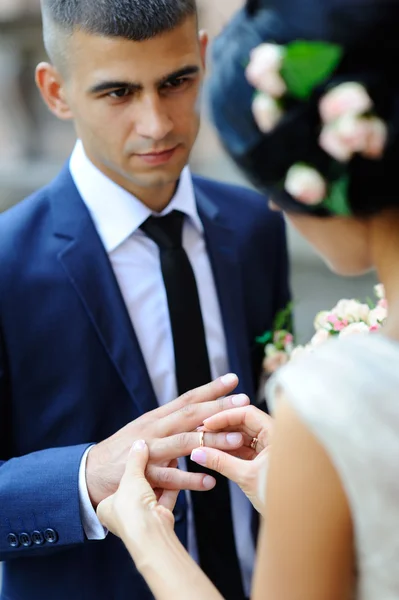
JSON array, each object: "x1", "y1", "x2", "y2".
[{"x1": 0, "y1": 165, "x2": 290, "y2": 599}]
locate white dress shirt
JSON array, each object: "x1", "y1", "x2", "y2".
[{"x1": 70, "y1": 140, "x2": 255, "y2": 595}]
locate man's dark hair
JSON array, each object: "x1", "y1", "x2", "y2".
[{"x1": 41, "y1": 0, "x2": 198, "y2": 71}]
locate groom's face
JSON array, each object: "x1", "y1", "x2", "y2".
[{"x1": 38, "y1": 16, "x2": 207, "y2": 197}]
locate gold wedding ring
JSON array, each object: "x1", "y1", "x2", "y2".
[
  {"x1": 250, "y1": 437, "x2": 259, "y2": 452},
  {"x1": 199, "y1": 431, "x2": 205, "y2": 447}
]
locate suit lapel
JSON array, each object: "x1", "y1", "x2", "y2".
[
  {"x1": 50, "y1": 166, "x2": 158, "y2": 415},
  {"x1": 195, "y1": 181, "x2": 255, "y2": 400}
]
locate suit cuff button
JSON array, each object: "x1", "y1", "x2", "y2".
[
  {"x1": 44, "y1": 528, "x2": 58, "y2": 544},
  {"x1": 32, "y1": 530, "x2": 45, "y2": 546},
  {"x1": 19, "y1": 533, "x2": 32, "y2": 547},
  {"x1": 7, "y1": 533, "x2": 20, "y2": 548}
]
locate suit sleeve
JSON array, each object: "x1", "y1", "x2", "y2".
[{"x1": 0, "y1": 333, "x2": 92, "y2": 559}]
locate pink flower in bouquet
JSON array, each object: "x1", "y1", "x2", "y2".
[
  {"x1": 378, "y1": 298, "x2": 388, "y2": 309},
  {"x1": 284, "y1": 164, "x2": 327, "y2": 205},
  {"x1": 339, "y1": 322, "x2": 370, "y2": 337},
  {"x1": 326, "y1": 313, "x2": 349, "y2": 332},
  {"x1": 313, "y1": 310, "x2": 330, "y2": 331},
  {"x1": 368, "y1": 305, "x2": 388, "y2": 326},
  {"x1": 284, "y1": 333, "x2": 294, "y2": 345},
  {"x1": 332, "y1": 299, "x2": 370, "y2": 323},
  {"x1": 310, "y1": 328, "x2": 330, "y2": 346},
  {"x1": 246, "y1": 43, "x2": 286, "y2": 98},
  {"x1": 252, "y1": 93, "x2": 283, "y2": 133},
  {"x1": 319, "y1": 82, "x2": 373, "y2": 124},
  {"x1": 374, "y1": 284, "x2": 386, "y2": 300},
  {"x1": 263, "y1": 351, "x2": 289, "y2": 374}
]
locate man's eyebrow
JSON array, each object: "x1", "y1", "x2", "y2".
[
  {"x1": 157, "y1": 65, "x2": 200, "y2": 86},
  {"x1": 88, "y1": 80, "x2": 142, "y2": 95},
  {"x1": 88, "y1": 66, "x2": 200, "y2": 95}
]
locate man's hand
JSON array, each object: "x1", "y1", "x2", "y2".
[{"x1": 86, "y1": 374, "x2": 249, "y2": 508}]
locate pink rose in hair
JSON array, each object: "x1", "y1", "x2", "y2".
[
  {"x1": 362, "y1": 118, "x2": 388, "y2": 160},
  {"x1": 335, "y1": 114, "x2": 370, "y2": 151},
  {"x1": 319, "y1": 124, "x2": 353, "y2": 162},
  {"x1": 246, "y1": 43, "x2": 287, "y2": 98},
  {"x1": 252, "y1": 93, "x2": 283, "y2": 133},
  {"x1": 284, "y1": 164, "x2": 327, "y2": 205},
  {"x1": 319, "y1": 82, "x2": 373, "y2": 124},
  {"x1": 320, "y1": 116, "x2": 388, "y2": 163}
]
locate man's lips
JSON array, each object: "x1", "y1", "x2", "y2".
[{"x1": 134, "y1": 146, "x2": 179, "y2": 164}]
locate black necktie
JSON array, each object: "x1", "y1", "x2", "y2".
[{"x1": 141, "y1": 211, "x2": 246, "y2": 600}]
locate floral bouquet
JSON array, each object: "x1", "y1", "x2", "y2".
[{"x1": 261, "y1": 284, "x2": 387, "y2": 376}]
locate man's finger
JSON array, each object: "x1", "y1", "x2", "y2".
[
  {"x1": 160, "y1": 393, "x2": 250, "y2": 436},
  {"x1": 147, "y1": 464, "x2": 216, "y2": 491},
  {"x1": 154, "y1": 373, "x2": 240, "y2": 419},
  {"x1": 190, "y1": 447, "x2": 247, "y2": 486},
  {"x1": 149, "y1": 431, "x2": 244, "y2": 462}
]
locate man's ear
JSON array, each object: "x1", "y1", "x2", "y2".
[
  {"x1": 35, "y1": 62, "x2": 73, "y2": 121},
  {"x1": 198, "y1": 30, "x2": 209, "y2": 72}
]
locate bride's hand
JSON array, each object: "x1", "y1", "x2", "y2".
[
  {"x1": 191, "y1": 406, "x2": 274, "y2": 513},
  {"x1": 97, "y1": 441, "x2": 179, "y2": 560}
]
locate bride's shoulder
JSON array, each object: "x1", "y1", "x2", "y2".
[
  {"x1": 277, "y1": 332, "x2": 399, "y2": 386},
  {"x1": 266, "y1": 333, "x2": 399, "y2": 426}
]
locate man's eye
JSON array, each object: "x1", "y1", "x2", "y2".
[
  {"x1": 108, "y1": 88, "x2": 131, "y2": 99},
  {"x1": 164, "y1": 78, "x2": 189, "y2": 90}
]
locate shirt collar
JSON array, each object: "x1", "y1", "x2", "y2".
[{"x1": 69, "y1": 140, "x2": 203, "y2": 253}]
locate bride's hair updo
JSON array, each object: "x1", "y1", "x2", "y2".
[{"x1": 208, "y1": 0, "x2": 399, "y2": 218}]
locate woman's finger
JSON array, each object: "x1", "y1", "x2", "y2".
[
  {"x1": 97, "y1": 440, "x2": 154, "y2": 534},
  {"x1": 158, "y1": 489, "x2": 180, "y2": 512},
  {"x1": 190, "y1": 446, "x2": 249, "y2": 487},
  {"x1": 146, "y1": 464, "x2": 216, "y2": 491},
  {"x1": 204, "y1": 406, "x2": 273, "y2": 439},
  {"x1": 97, "y1": 495, "x2": 117, "y2": 535},
  {"x1": 121, "y1": 440, "x2": 160, "y2": 511},
  {"x1": 225, "y1": 446, "x2": 257, "y2": 460}
]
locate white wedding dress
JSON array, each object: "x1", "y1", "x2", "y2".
[{"x1": 267, "y1": 333, "x2": 399, "y2": 599}]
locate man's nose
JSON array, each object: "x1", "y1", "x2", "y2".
[{"x1": 134, "y1": 95, "x2": 174, "y2": 141}]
